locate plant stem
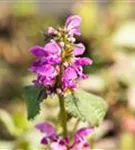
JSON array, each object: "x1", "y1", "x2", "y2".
[
  {"x1": 59, "y1": 95, "x2": 67, "y2": 137},
  {"x1": 72, "y1": 119, "x2": 79, "y2": 136}
]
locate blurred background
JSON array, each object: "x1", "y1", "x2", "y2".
[{"x1": 0, "y1": 0, "x2": 135, "y2": 149}]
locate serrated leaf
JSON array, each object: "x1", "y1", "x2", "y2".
[
  {"x1": 24, "y1": 85, "x2": 47, "y2": 120},
  {"x1": 65, "y1": 89, "x2": 108, "y2": 127}
]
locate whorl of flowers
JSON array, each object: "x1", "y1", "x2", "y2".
[
  {"x1": 36, "y1": 122, "x2": 93, "y2": 150},
  {"x1": 29, "y1": 15, "x2": 93, "y2": 95}
]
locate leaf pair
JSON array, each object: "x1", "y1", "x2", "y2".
[{"x1": 24, "y1": 86, "x2": 108, "y2": 127}]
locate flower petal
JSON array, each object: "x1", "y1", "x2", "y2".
[
  {"x1": 59, "y1": 137, "x2": 69, "y2": 146},
  {"x1": 51, "y1": 142, "x2": 66, "y2": 150},
  {"x1": 63, "y1": 67, "x2": 77, "y2": 80},
  {"x1": 35, "y1": 64, "x2": 57, "y2": 77},
  {"x1": 75, "y1": 127, "x2": 94, "y2": 143},
  {"x1": 30, "y1": 45, "x2": 47, "y2": 57},
  {"x1": 75, "y1": 57, "x2": 93, "y2": 66},
  {"x1": 29, "y1": 59, "x2": 46, "y2": 73},
  {"x1": 43, "y1": 77, "x2": 56, "y2": 87},
  {"x1": 63, "y1": 80, "x2": 78, "y2": 89},
  {"x1": 62, "y1": 66, "x2": 78, "y2": 89},
  {"x1": 70, "y1": 128, "x2": 93, "y2": 150},
  {"x1": 46, "y1": 54, "x2": 61, "y2": 64},
  {"x1": 41, "y1": 137, "x2": 48, "y2": 145},
  {"x1": 44, "y1": 41, "x2": 61, "y2": 54},
  {"x1": 68, "y1": 28, "x2": 81, "y2": 36},
  {"x1": 65, "y1": 15, "x2": 81, "y2": 30},
  {"x1": 74, "y1": 43, "x2": 85, "y2": 56},
  {"x1": 35, "y1": 122, "x2": 56, "y2": 137}
]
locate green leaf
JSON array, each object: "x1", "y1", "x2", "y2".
[
  {"x1": 24, "y1": 85, "x2": 47, "y2": 120},
  {"x1": 65, "y1": 89, "x2": 108, "y2": 127}
]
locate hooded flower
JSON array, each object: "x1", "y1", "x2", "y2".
[
  {"x1": 36, "y1": 122, "x2": 94, "y2": 150},
  {"x1": 35, "y1": 123, "x2": 58, "y2": 145},
  {"x1": 73, "y1": 43, "x2": 85, "y2": 56},
  {"x1": 30, "y1": 41, "x2": 61, "y2": 56},
  {"x1": 65, "y1": 15, "x2": 82, "y2": 36},
  {"x1": 29, "y1": 41, "x2": 62, "y2": 88},
  {"x1": 47, "y1": 15, "x2": 81, "y2": 37},
  {"x1": 62, "y1": 66, "x2": 78, "y2": 89},
  {"x1": 70, "y1": 128, "x2": 93, "y2": 150},
  {"x1": 62, "y1": 57, "x2": 93, "y2": 90}
]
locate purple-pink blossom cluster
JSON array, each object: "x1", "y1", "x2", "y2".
[
  {"x1": 36, "y1": 122, "x2": 93, "y2": 150},
  {"x1": 29, "y1": 15, "x2": 93, "y2": 94}
]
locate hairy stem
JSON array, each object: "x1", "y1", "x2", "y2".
[{"x1": 59, "y1": 95, "x2": 67, "y2": 137}]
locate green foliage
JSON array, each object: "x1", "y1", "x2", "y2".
[
  {"x1": 65, "y1": 89, "x2": 108, "y2": 127},
  {"x1": 24, "y1": 86, "x2": 47, "y2": 120}
]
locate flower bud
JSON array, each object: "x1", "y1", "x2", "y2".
[{"x1": 59, "y1": 41, "x2": 65, "y2": 47}]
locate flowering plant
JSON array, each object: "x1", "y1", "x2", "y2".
[{"x1": 25, "y1": 15, "x2": 108, "y2": 150}]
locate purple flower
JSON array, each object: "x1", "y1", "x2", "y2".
[
  {"x1": 72, "y1": 128, "x2": 93, "y2": 149},
  {"x1": 68, "y1": 28, "x2": 81, "y2": 36},
  {"x1": 29, "y1": 41, "x2": 62, "y2": 88},
  {"x1": 44, "y1": 41, "x2": 61, "y2": 54},
  {"x1": 35, "y1": 123, "x2": 59, "y2": 145},
  {"x1": 36, "y1": 122, "x2": 93, "y2": 150},
  {"x1": 30, "y1": 41, "x2": 61, "y2": 57},
  {"x1": 47, "y1": 15, "x2": 81, "y2": 37},
  {"x1": 75, "y1": 57, "x2": 93, "y2": 66},
  {"x1": 30, "y1": 45, "x2": 48, "y2": 57},
  {"x1": 36, "y1": 123, "x2": 68, "y2": 149},
  {"x1": 74, "y1": 43, "x2": 85, "y2": 56},
  {"x1": 62, "y1": 57, "x2": 93, "y2": 89},
  {"x1": 62, "y1": 66, "x2": 78, "y2": 89},
  {"x1": 32, "y1": 64, "x2": 57, "y2": 77},
  {"x1": 50, "y1": 137, "x2": 69, "y2": 150},
  {"x1": 35, "y1": 122, "x2": 56, "y2": 137},
  {"x1": 65, "y1": 15, "x2": 81, "y2": 29},
  {"x1": 30, "y1": 61, "x2": 58, "y2": 87},
  {"x1": 65, "y1": 15, "x2": 81, "y2": 36}
]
